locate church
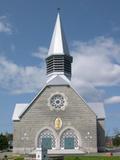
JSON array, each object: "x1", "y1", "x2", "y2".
[{"x1": 12, "y1": 13, "x2": 105, "y2": 155}]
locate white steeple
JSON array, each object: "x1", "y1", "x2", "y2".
[
  {"x1": 48, "y1": 13, "x2": 69, "y2": 56},
  {"x1": 46, "y1": 13, "x2": 73, "y2": 81}
]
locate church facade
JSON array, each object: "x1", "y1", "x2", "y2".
[{"x1": 12, "y1": 13, "x2": 105, "y2": 155}]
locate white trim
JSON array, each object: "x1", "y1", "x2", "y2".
[{"x1": 48, "y1": 149, "x2": 85, "y2": 154}]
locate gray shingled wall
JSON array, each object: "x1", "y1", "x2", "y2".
[{"x1": 13, "y1": 85, "x2": 98, "y2": 154}]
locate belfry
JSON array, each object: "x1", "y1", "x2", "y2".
[{"x1": 12, "y1": 13, "x2": 105, "y2": 155}]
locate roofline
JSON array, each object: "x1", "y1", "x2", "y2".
[
  {"x1": 88, "y1": 102, "x2": 106, "y2": 119},
  {"x1": 70, "y1": 85, "x2": 97, "y2": 118},
  {"x1": 13, "y1": 119, "x2": 20, "y2": 122},
  {"x1": 46, "y1": 54, "x2": 73, "y2": 60},
  {"x1": 97, "y1": 118, "x2": 105, "y2": 120},
  {"x1": 19, "y1": 84, "x2": 71, "y2": 119},
  {"x1": 19, "y1": 83, "x2": 97, "y2": 120},
  {"x1": 19, "y1": 85, "x2": 47, "y2": 119}
]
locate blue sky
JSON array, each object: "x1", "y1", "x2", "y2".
[{"x1": 0, "y1": 0, "x2": 120, "y2": 136}]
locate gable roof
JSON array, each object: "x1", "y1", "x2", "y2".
[
  {"x1": 88, "y1": 102, "x2": 105, "y2": 119},
  {"x1": 12, "y1": 74, "x2": 105, "y2": 121},
  {"x1": 12, "y1": 102, "x2": 105, "y2": 121},
  {"x1": 12, "y1": 75, "x2": 105, "y2": 121},
  {"x1": 12, "y1": 75, "x2": 71, "y2": 121},
  {"x1": 12, "y1": 84, "x2": 105, "y2": 121}
]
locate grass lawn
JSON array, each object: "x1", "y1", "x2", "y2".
[
  {"x1": 65, "y1": 156, "x2": 120, "y2": 160},
  {"x1": 3, "y1": 156, "x2": 120, "y2": 160},
  {"x1": 1, "y1": 153, "x2": 120, "y2": 160}
]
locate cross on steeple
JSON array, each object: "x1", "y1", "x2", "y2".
[{"x1": 57, "y1": 8, "x2": 60, "y2": 12}]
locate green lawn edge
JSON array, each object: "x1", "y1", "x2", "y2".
[{"x1": 64, "y1": 156, "x2": 120, "y2": 160}]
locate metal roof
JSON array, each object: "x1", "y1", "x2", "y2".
[
  {"x1": 48, "y1": 13, "x2": 69, "y2": 56},
  {"x1": 47, "y1": 74, "x2": 71, "y2": 85},
  {"x1": 12, "y1": 102, "x2": 105, "y2": 121},
  {"x1": 88, "y1": 102, "x2": 105, "y2": 119},
  {"x1": 12, "y1": 103, "x2": 28, "y2": 121}
]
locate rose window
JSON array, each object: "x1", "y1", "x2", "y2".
[{"x1": 50, "y1": 94, "x2": 65, "y2": 109}]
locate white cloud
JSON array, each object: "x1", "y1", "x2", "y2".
[
  {"x1": 104, "y1": 96, "x2": 120, "y2": 104},
  {"x1": 32, "y1": 47, "x2": 48, "y2": 60},
  {"x1": 0, "y1": 16, "x2": 12, "y2": 34},
  {"x1": 0, "y1": 36, "x2": 120, "y2": 99},
  {"x1": 71, "y1": 36, "x2": 120, "y2": 100},
  {"x1": 0, "y1": 56, "x2": 46, "y2": 94}
]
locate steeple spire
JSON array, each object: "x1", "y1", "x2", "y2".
[
  {"x1": 46, "y1": 13, "x2": 73, "y2": 80},
  {"x1": 48, "y1": 13, "x2": 69, "y2": 56}
]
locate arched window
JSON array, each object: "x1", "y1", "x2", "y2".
[
  {"x1": 38, "y1": 129, "x2": 55, "y2": 149},
  {"x1": 60, "y1": 129, "x2": 79, "y2": 149}
]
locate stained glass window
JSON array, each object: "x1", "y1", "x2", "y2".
[
  {"x1": 60, "y1": 129, "x2": 78, "y2": 149},
  {"x1": 50, "y1": 94, "x2": 65, "y2": 109},
  {"x1": 38, "y1": 129, "x2": 55, "y2": 149}
]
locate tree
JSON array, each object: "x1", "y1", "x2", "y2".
[
  {"x1": 6, "y1": 133, "x2": 13, "y2": 148},
  {"x1": 0, "y1": 134, "x2": 8, "y2": 150},
  {"x1": 113, "y1": 134, "x2": 120, "y2": 146}
]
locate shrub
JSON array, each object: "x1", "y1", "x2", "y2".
[
  {"x1": 0, "y1": 134, "x2": 8, "y2": 150},
  {"x1": 14, "y1": 157, "x2": 24, "y2": 160}
]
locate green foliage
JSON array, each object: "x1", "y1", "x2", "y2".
[
  {"x1": 0, "y1": 133, "x2": 13, "y2": 150},
  {"x1": 14, "y1": 156, "x2": 24, "y2": 160},
  {"x1": 113, "y1": 135, "x2": 120, "y2": 146},
  {"x1": 0, "y1": 134, "x2": 8, "y2": 150},
  {"x1": 6, "y1": 133, "x2": 13, "y2": 143},
  {"x1": 65, "y1": 156, "x2": 120, "y2": 160}
]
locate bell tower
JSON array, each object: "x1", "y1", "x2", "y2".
[{"x1": 46, "y1": 13, "x2": 73, "y2": 80}]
